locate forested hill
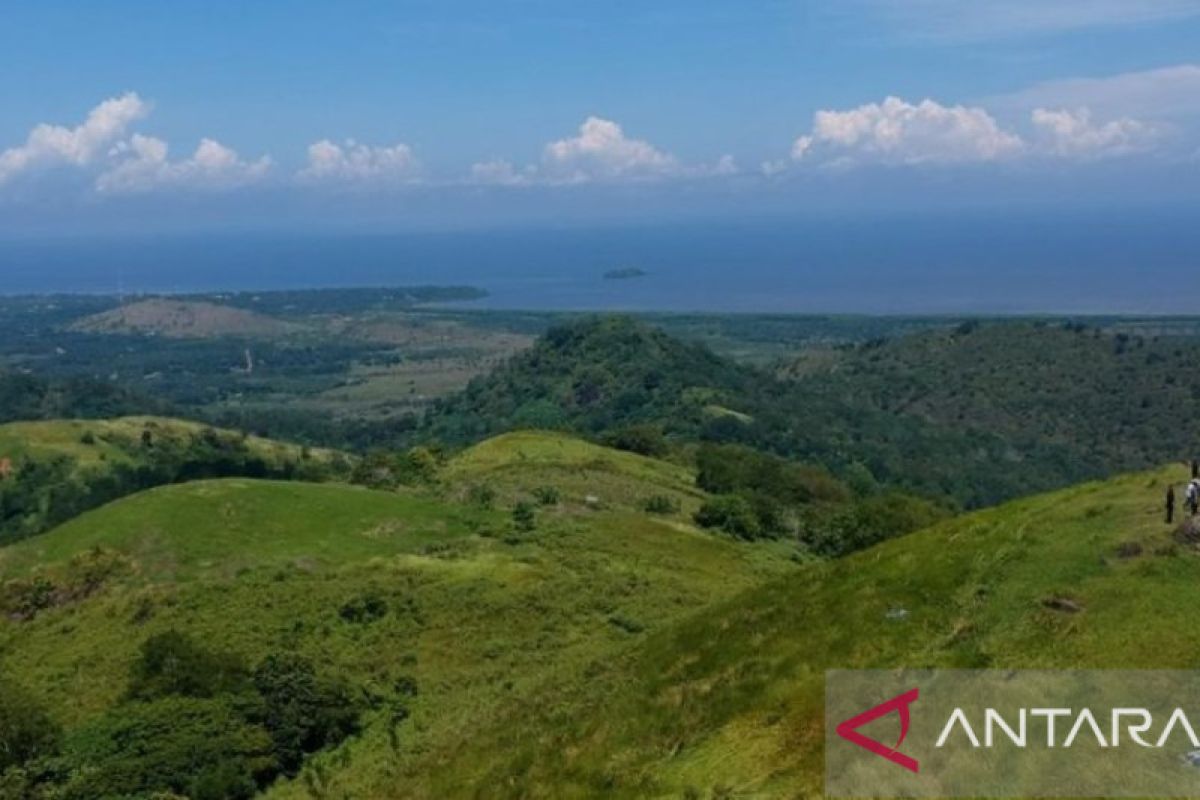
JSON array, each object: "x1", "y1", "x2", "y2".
[
  {"x1": 424, "y1": 317, "x2": 1200, "y2": 509},
  {"x1": 780, "y1": 321, "x2": 1200, "y2": 503},
  {"x1": 423, "y1": 316, "x2": 770, "y2": 443}
]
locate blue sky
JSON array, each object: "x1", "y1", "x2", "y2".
[{"x1": 2, "y1": 1, "x2": 1199, "y2": 234}]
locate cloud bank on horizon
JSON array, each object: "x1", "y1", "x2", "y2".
[{"x1": 1, "y1": 62, "x2": 1194, "y2": 200}]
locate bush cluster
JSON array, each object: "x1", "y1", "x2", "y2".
[{"x1": 2, "y1": 632, "x2": 363, "y2": 799}]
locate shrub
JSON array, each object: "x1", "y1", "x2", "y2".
[
  {"x1": 349, "y1": 446, "x2": 439, "y2": 490},
  {"x1": 0, "y1": 548, "x2": 130, "y2": 621},
  {"x1": 602, "y1": 424, "x2": 668, "y2": 458},
  {"x1": 467, "y1": 484, "x2": 496, "y2": 509},
  {"x1": 127, "y1": 631, "x2": 249, "y2": 701},
  {"x1": 695, "y1": 444, "x2": 848, "y2": 505},
  {"x1": 0, "y1": 576, "x2": 57, "y2": 621},
  {"x1": 694, "y1": 495, "x2": 761, "y2": 540},
  {"x1": 607, "y1": 614, "x2": 645, "y2": 634},
  {"x1": 641, "y1": 494, "x2": 680, "y2": 514},
  {"x1": 60, "y1": 696, "x2": 276, "y2": 800},
  {"x1": 512, "y1": 501, "x2": 537, "y2": 532},
  {"x1": 0, "y1": 678, "x2": 61, "y2": 772},
  {"x1": 532, "y1": 485, "x2": 560, "y2": 506},
  {"x1": 798, "y1": 492, "x2": 950, "y2": 557},
  {"x1": 251, "y1": 654, "x2": 360, "y2": 775},
  {"x1": 339, "y1": 591, "x2": 388, "y2": 624}
]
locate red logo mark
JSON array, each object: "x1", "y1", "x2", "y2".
[{"x1": 835, "y1": 687, "x2": 920, "y2": 773}]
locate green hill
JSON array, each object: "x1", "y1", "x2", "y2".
[
  {"x1": 3, "y1": 426, "x2": 1192, "y2": 797},
  {"x1": 408, "y1": 462, "x2": 1195, "y2": 798},
  {"x1": 424, "y1": 316, "x2": 766, "y2": 444},
  {"x1": 443, "y1": 430, "x2": 705, "y2": 514},
  {"x1": 0, "y1": 417, "x2": 346, "y2": 544},
  {"x1": 0, "y1": 438, "x2": 795, "y2": 799}
]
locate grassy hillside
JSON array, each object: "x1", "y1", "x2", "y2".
[
  {"x1": 0, "y1": 459, "x2": 794, "y2": 798},
  {"x1": 0, "y1": 417, "x2": 345, "y2": 544},
  {"x1": 407, "y1": 462, "x2": 1197, "y2": 798},
  {"x1": 443, "y1": 430, "x2": 705, "y2": 514},
  {"x1": 4, "y1": 425, "x2": 1190, "y2": 797}
]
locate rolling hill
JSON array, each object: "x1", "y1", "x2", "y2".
[
  {"x1": 441, "y1": 430, "x2": 706, "y2": 514},
  {"x1": 0, "y1": 437, "x2": 796, "y2": 798},
  {"x1": 385, "y1": 461, "x2": 1198, "y2": 798},
  {"x1": 71, "y1": 299, "x2": 302, "y2": 340},
  {"x1": 2, "y1": 432, "x2": 1189, "y2": 797},
  {"x1": 0, "y1": 417, "x2": 345, "y2": 544}
]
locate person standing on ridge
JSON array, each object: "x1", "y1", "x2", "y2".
[
  {"x1": 1187, "y1": 478, "x2": 1200, "y2": 517},
  {"x1": 1167, "y1": 484, "x2": 1176, "y2": 524}
]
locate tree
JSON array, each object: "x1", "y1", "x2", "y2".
[
  {"x1": 0, "y1": 678, "x2": 61, "y2": 772},
  {"x1": 694, "y1": 495, "x2": 761, "y2": 540},
  {"x1": 251, "y1": 654, "x2": 359, "y2": 775},
  {"x1": 602, "y1": 424, "x2": 668, "y2": 457},
  {"x1": 61, "y1": 696, "x2": 276, "y2": 800},
  {"x1": 127, "y1": 631, "x2": 248, "y2": 701}
]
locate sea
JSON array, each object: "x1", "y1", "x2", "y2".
[{"x1": 2, "y1": 214, "x2": 1197, "y2": 315}]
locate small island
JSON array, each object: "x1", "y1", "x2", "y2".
[{"x1": 603, "y1": 267, "x2": 648, "y2": 280}]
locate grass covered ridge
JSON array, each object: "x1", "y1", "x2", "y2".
[
  {"x1": 401, "y1": 463, "x2": 1198, "y2": 798},
  {"x1": 0, "y1": 416, "x2": 347, "y2": 545}
]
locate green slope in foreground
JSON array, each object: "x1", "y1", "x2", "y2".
[
  {"x1": 0, "y1": 439, "x2": 794, "y2": 798},
  {"x1": 416, "y1": 463, "x2": 1197, "y2": 798},
  {"x1": 4, "y1": 438, "x2": 1192, "y2": 798}
]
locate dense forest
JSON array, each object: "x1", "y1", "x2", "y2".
[{"x1": 0, "y1": 372, "x2": 163, "y2": 425}]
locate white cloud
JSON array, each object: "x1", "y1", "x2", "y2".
[
  {"x1": 1031, "y1": 108, "x2": 1159, "y2": 158},
  {"x1": 792, "y1": 96, "x2": 1024, "y2": 165},
  {"x1": 0, "y1": 92, "x2": 147, "y2": 184},
  {"x1": 96, "y1": 135, "x2": 271, "y2": 193},
  {"x1": 540, "y1": 116, "x2": 679, "y2": 183},
  {"x1": 298, "y1": 139, "x2": 418, "y2": 183},
  {"x1": 992, "y1": 64, "x2": 1200, "y2": 122},
  {"x1": 469, "y1": 117, "x2": 733, "y2": 186}
]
